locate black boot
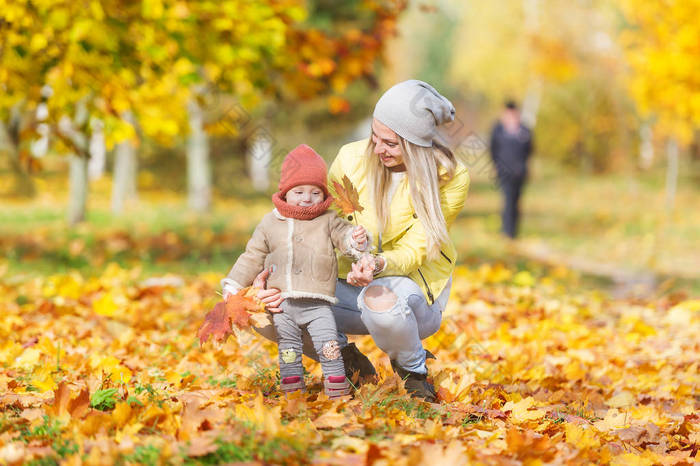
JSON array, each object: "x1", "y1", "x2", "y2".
[
  {"x1": 391, "y1": 359, "x2": 437, "y2": 403},
  {"x1": 341, "y1": 343, "x2": 377, "y2": 386}
]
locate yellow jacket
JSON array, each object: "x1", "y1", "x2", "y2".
[{"x1": 328, "y1": 139, "x2": 470, "y2": 304}]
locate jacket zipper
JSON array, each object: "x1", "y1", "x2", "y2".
[
  {"x1": 417, "y1": 268, "x2": 434, "y2": 305},
  {"x1": 417, "y1": 251, "x2": 451, "y2": 305},
  {"x1": 440, "y1": 250, "x2": 452, "y2": 263}
]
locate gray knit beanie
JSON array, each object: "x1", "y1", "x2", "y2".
[{"x1": 373, "y1": 79, "x2": 455, "y2": 147}]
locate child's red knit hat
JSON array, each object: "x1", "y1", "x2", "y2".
[{"x1": 278, "y1": 144, "x2": 329, "y2": 197}]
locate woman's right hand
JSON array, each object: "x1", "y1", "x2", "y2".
[
  {"x1": 257, "y1": 288, "x2": 283, "y2": 313},
  {"x1": 252, "y1": 268, "x2": 284, "y2": 313},
  {"x1": 347, "y1": 254, "x2": 375, "y2": 287}
]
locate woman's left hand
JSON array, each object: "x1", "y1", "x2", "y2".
[{"x1": 346, "y1": 254, "x2": 375, "y2": 287}]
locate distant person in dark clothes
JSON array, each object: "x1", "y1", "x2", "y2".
[{"x1": 489, "y1": 100, "x2": 533, "y2": 238}]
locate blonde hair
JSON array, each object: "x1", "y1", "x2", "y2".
[{"x1": 366, "y1": 137, "x2": 457, "y2": 261}]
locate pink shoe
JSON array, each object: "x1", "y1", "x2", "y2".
[
  {"x1": 324, "y1": 375, "x2": 350, "y2": 398},
  {"x1": 280, "y1": 376, "x2": 305, "y2": 394}
]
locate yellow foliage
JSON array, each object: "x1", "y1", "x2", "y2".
[
  {"x1": 619, "y1": 0, "x2": 700, "y2": 144},
  {"x1": 0, "y1": 259, "x2": 697, "y2": 463}
]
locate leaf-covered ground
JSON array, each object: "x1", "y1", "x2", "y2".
[{"x1": 1, "y1": 263, "x2": 698, "y2": 465}]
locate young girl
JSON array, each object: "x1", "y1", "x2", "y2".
[{"x1": 221, "y1": 144, "x2": 369, "y2": 398}]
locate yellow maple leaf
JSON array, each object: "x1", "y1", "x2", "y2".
[
  {"x1": 512, "y1": 270, "x2": 535, "y2": 287},
  {"x1": 112, "y1": 402, "x2": 133, "y2": 429},
  {"x1": 607, "y1": 391, "x2": 635, "y2": 408},
  {"x1": 15, "y1": 347, "x2": 41, "y2": 369},
  {"x1": 593, "y1": 408, "x2": 629, "y2": 432},
  {"x1": 502, "y1": 396, "x2": 547, "y2": 423},
  {"x1": 93, "y1": 291, "x2": 118, "y2": 317},
  {"x1": 29, "y1": 366, "x2": 57, "y2": 393},
  {"x1": 565, "y1": 423, "x2": 600, "y2": 450},
  {"x1": 90, "y1": 355, "x2": 132, "y2": 383}
]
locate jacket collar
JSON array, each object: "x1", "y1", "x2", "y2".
[{"x1": 272, "y1": 208, "x2": 287, "y2": 220}]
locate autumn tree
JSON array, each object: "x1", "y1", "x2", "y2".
[
  {"x1": 1, "y1": 0, "x2": 405, "y2": 217},
  {"x1": 177, "y1": 0, "x2": 406, "y2": 208},
  {"x1": 618, "y1": 0, "x2": 700, "y2": 208},
  {"x1": 445, "y1": 0, "x2": 636, "y2": 171},
  {"x1": 0, "y1": 1, "x2": 184, "y2": 222}
]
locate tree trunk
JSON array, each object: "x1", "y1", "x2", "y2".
[
  {"x1": 187, "y1": 98, "x2": 211, "y2": 212},
  {"x1": 111, "y1": 138, "x2": 138, "y2": 214},
  {"x1": 665, "y1": 138, "x2": 679, "y2": 212},
  {"x1": 111, "y1": 113, "x2": 138, "y2": 214},
  {"x1": 521, "y1": 0, "x2": 542, "y2": 128},
  {"x1": 1, "y1": 112, "x2": 36, "y2": 198},
  {"x1": 7, "y1": 149, "x2": 36, "y2": 197},
  {"x1": 638, "y1": 123, "x2": 654, "y2": 169},
  {"x1": 88, "y1": 118, "x2": 106, "y2": 180},
  {"x1": 521, "y1": 79, "x2": 542, "y2": 128},
  {"x1": 68, "y1": 155, "x2": 88, "y2": 225},
  {"x1": 247, "y1": 129, "x2": 272, "y2": 191},
  {"x1": 58, "y1": 106, "x2": 90, "y2": 226}
]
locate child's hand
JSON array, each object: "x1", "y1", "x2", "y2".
[{"x1": 352, "y1": 225, "x2": 367, "y2": 249}]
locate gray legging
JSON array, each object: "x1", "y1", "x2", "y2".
[
  {"x1": 272, "y1": 297, "x2": 345, "y2": 380},
  {"x1": 254, "y1": 275, "x2": 452, "y2": 374}
]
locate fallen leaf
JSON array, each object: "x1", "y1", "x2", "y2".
[
  {"x1": 594, "y1": 409, "x2": 629, "y2": 432},
  {"x1": 187, "y1": 435, "x2": 219, "y2": 457},
  {"x1": 197, "y1": 288, "x2": 265, "y2": 345},
  {"x1": 566, "y1": 423, "x2": 600, "y2": 449},
  {"x1": 503, "y1": 397, "x2": 547, "y2": 423},
  {"x1": 314, "y1": 410, "x2": 349, "y2": 429},
  {"x1": 19, "y1": 408, "x2": 43, "y2": 422},
  {"x1": 607, "y1": 391, "x2": 635, "y2": 408},
  {"x1": 112, "y1": 401, "x2": 132, "y2": 428}
]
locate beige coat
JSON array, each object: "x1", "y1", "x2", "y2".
[{"x1": 222, "y1": 208, "x2": 365, "y2": 303}]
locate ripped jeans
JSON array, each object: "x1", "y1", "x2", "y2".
[
  {"x1": 333, "y1": 275, "x2": 452, "y2": 374},
  {"x1": 272, "y1": 298, "x2": 345, "y2": 380},
  {"x1": 253, "y1": 276, "x2": 451, "y2": 375}
]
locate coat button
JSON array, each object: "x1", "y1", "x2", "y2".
[
  {"x1": 412, "y1": 213, "x2": 418, "y2": 219},
  {"x1": 296, "y1": 236, "x2": 303, "y2": 243},
  {"x1": 294, "y1": 269, "x2": 302, "y2": 274},
  {"x1": 347, "y1": 215, "x2": 353, "y2": 221}
]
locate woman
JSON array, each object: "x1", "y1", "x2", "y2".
[{"x1": 254, "y1": 80, "x2": 469, "y2": 401}]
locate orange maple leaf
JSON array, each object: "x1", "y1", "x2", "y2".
[
  {"x1": 331, "y1": 175, "x2": 364, "y2": 216},
  {"x1": 197, "y1": 287, "x2": 265, "y2": 345},
  {"x1": 46, "y1": 381, "x2": 90, "y2": 419}
]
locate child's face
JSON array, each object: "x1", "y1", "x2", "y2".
[{"x1": 285, "y1": 184, "x2": 325, "y2": 207}]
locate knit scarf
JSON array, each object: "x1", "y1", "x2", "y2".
[{"x1": 271, "y1": 191, "x2": 333, "y2": 220}]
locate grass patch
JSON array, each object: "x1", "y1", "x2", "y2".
[
  {"x1": 90, "y1": 388, "x2": 119, "y2": 411},
  {"x1": 118, "y1": 444, "x2": 161, "y2": 466},
  {"x1": 180, "y1": 429, "x2": 312, "y2": 465}
]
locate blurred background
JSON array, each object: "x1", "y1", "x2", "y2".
[{"x1": 1, "y1": 0, "x2": 699, "y2": 296}]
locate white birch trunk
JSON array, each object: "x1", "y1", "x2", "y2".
[
  {"x1": 111, "y1": 138, "x2": 138, "y2": 214},
  {"x1": 521, "y1": 79, "x2": 542, "y2": 128},
  {"x1": 521, "y1": 0, "x2": 541, "y2": 127},
  {"x1": 187, "y1": 98, "x2": 211, "y2": 212},
  {"x1": 68, "y1": 155, "x2": 88, "y2": 225},
  {"x1": 665, "y1": 138, "x2": 679, "y2": 212},
  {"x1": 59, "y1": 107, "x2": 90, "y2": 226},
  {"x1": 111, "y1": 113, "x2": 138, "y2": 214},
  {"x1": 248, "y1": 131, "x2": 272, "y2": 191},
  {"x1": 30, "y1": 102, "x2": 49, "y2": 159},
  {"x1": 88, "y1": 118, "x2": 106, "y2": 180},
  {"x1": 639, "y1": 123, "x2": 654, "y2": 169}
]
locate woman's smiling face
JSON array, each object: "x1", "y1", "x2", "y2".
[{"x1": 371, "y1": 118, "x2": 405, "y2": 169}]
